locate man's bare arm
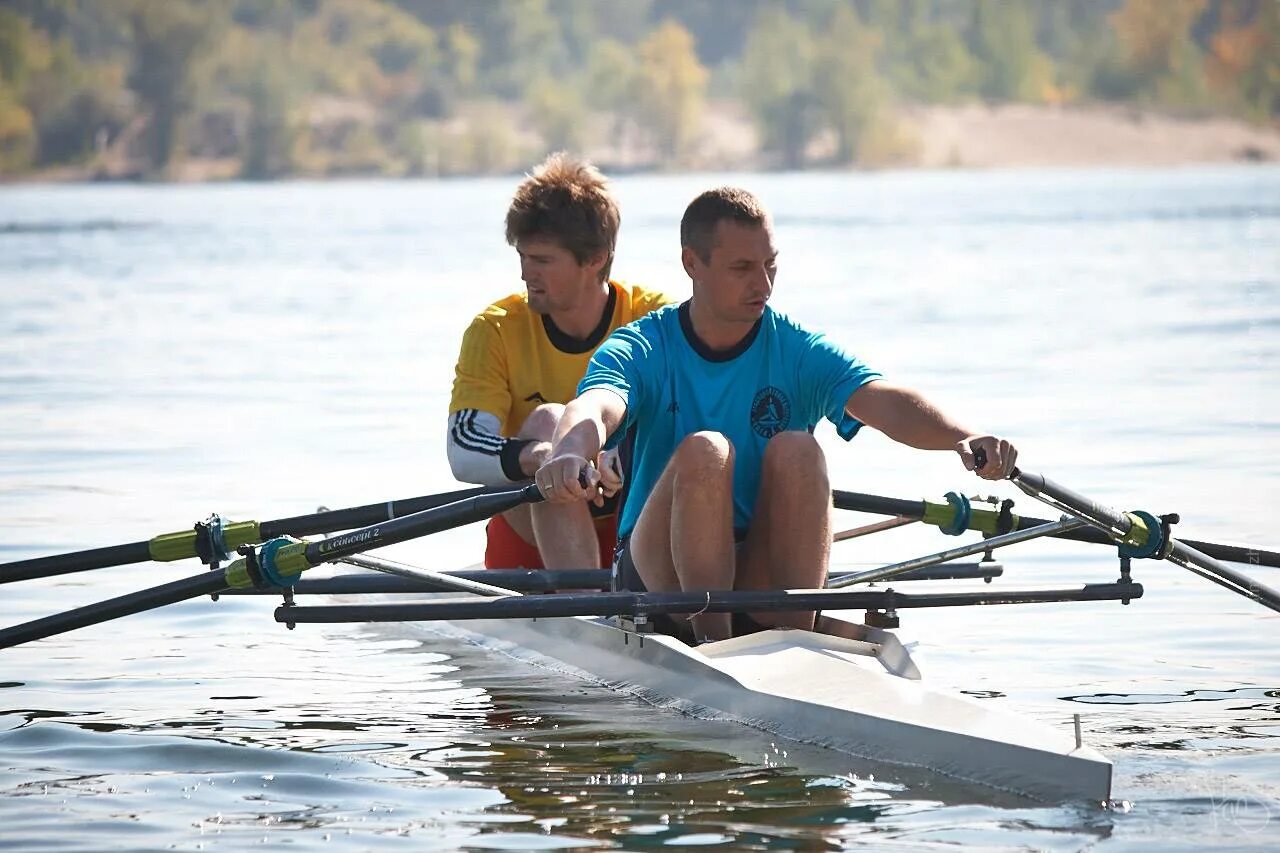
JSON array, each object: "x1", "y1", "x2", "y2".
[
  {"x1": 846, "y1": 381, "x2": 1017, "y2": 479},
  {"x1": 537, "y1": 388, "x2": 628, "y2": 501}
]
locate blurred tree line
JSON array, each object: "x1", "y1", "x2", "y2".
[{"x1": 0, "y1": 0, "x2": 1276, "y2": 179}]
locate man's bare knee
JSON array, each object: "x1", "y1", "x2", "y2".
[
  {"x1": 762, "y1": 432, "x2": 828, "y2": 487},
  {"x1": 763, "y1": 431, "x2": 823, "y2": 466},
  {"x1": 517, "y1": 403, "x2": 567, "y2": 441},
  {"x1": 673, "y1": 431, "x2": 734, "y2": 478}
]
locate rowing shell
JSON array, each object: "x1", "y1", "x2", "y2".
[{"x1": 386, "y1": 590, "x2": 1112, "y2": 803}]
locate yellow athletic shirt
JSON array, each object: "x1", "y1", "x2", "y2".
[{"x1": 450, "y1": 280, "x2": 670, "y2": 435}]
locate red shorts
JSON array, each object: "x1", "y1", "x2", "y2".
[{"x1": 484, "y1": 512, "x2": 618, "y2": 569}]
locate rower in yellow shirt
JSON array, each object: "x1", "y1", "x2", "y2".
[{"x1": 448, "y1": 153, "x2": 669, "y2": 569}]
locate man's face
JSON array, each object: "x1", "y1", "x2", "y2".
[
  {"x1": 515, "y1": 236, "x2": 601, "y2": 315},
  {"x1": 684, "y1": 220, "x2": 777, "y2": 325}
]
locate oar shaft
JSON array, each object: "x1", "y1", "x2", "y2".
[
  {"x1": 1014, "y1": 471, "x2": 1280, "y2": 613},
  {"x1": 0, "y1": 541, "x2": 154, "y2": 584},
  {"x1": 222, "y1": 570, "x2": 611, "y2": 595},
  {"x1": 0, "y1": 571, "x2": 227, "y2": 650},
  {"x1": 258, "y1": 485, "x2": 491, "y2": 539},
  {"x1": 0, "y1": 485, "x2": 495, "y2": 585},
  {"x1": 0, "y1": 487, "x2": 537, "y2": 650},
  {"x1": 9, "y1": 484, "x2": 1273, "y2": 587},
  {"x1": 225, "y1": 484, "x2": 546, "y2": 588},
  {"x1": 832, "y1": 490, "x2": 1280, "y2": 568},
  {"x1": 299, "y1": 485, "x2": 543, "y2": 568}
]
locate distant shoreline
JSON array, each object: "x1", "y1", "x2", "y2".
[
  {"x1": 8, "y1": 103, "x2": 1279, "y2": 184},
  {"x1": 682, "y1": 102, "x2": 1280, "y2": 172}
]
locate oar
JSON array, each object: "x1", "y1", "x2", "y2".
[
  {"x1": 0, "y1": 484, "x2": 500, "y2": 585},
  {"x1": 1010, "y1": 469, "x2": 1280, "y2": 614},
  {"x1": 0, "y1": 483, "x2": 542, "y2": 650},
  {"x1": 0, "y1": 570, "x2": 229, "y2": 650},
  {"x1": 831, "y1": 490, "x2": 1280, "y2": 568}
]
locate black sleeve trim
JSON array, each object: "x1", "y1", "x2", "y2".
[{"x1": 500, "y1": 438, "x2": 534, "y2": 481}]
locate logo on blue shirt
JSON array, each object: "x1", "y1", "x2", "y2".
[{"x1": 750, "y1": 386, "x2": 791, "y2": 438}]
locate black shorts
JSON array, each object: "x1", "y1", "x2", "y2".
[{"x1": 612, "y1": 536, "x2": 767, "y2": 643}]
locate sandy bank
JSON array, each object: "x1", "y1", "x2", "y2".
[{"x1": 899, "y1": 103, "x2": 1280, "y2": 169}]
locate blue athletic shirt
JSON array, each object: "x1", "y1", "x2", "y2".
[{"x1": 578, "y1": 301, "x2": 882, "y2": 539}]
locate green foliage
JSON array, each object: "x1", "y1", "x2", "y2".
[
  {"x1": 967, "y1": 0, "x2": 1054, "y2": 101},
  {"x1": 0, "y1": 81, "x2": 35, "y2": 172},
  {"x1": 0, "y1": 8, "x2": 32, "y2": 87},
  {"x1": 31, "y1": 59, "x2": 132, "y2": 167},
  {"x1": 634, "y1": 20, "x2": 707, "y2": 165},
  {"x1": 740, "y1": 7, "x2": 818, "y2": 168},
  {"x1": 892, "y1": 21, "x2": 978, "y2": 104},
  {"x1": 1109, "y1": 0, "x2": 1213, "y2": 110},
  {"x1": 443, "y1": 23, "x2": 479, "y2": 95},
  {"x1": 484, "y1": 0, "x2": 569, "y2": 99},
  {"x1": 242, "y1": 56, "x2": 303, "y2": 179},
  {"x1": 0, "y1": 0, "x2": 1275, "y2": 179},
  {"x1": 1234, "y1": 0, "x2": 1280, "y2": 119},
  {"x1": 584, "y1": 38, "x2": 637, "y2": 112},
  {"x1": 127, "y1": 0, "x2": 228, "y2": 174},
  {"x1": 814, "y1": 4, "x2": 888, "y2": 164},
  {"x1": 527, "y1": 77, "x2": 586, "y2": 155}
]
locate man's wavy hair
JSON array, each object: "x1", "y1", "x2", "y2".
[
  {"x1": 505, "y1": 153, "x2": 620, "y2": 282},
  {"x1": 680, "y1": 187, "x2": 770, "y2": 263}
]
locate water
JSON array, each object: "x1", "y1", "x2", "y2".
[{"x1": 1, "y1": 166, "x2": 1278, "y2": 850}]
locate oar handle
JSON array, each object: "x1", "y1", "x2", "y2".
[{"x1": 971, "y1": 446, "x2": 1018, "y2": 479}]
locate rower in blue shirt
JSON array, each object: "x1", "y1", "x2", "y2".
[{"x1": 536, "y1": 187, "x2": 1018, "y2": 644}]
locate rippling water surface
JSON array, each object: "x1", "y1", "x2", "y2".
[{"x1": 1, "y1": 167, "x2": 1278, "y2": 850}]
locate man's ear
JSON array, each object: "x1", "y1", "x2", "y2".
[
  {"x1": 681, "y1": 246, "x2": 698, "y2": 278},
  {"x1": 584, "y1": 250, "x2": 608, "y2": 279}
]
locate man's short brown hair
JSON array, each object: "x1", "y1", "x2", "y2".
[
  {"x1": 505, "y1": 153, "x2": 620, "y2": 282},
  {"x1": 680, "y1": 187, "x2": 770, "y2": 263}
]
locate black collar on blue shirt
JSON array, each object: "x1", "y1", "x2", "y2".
[
  {"x1": 542, "y1": 284, "x2": 618, "y2": 354},
  {"x1": 678, "y1": 300, "x2": 763, "y2": 363}
]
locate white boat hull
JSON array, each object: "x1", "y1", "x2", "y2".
[{"x1": 396, "y1": 599, "x2": 1112, "y2": 803}]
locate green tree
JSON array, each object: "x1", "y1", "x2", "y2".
[
  {"x1": 0, "y1": 8, "x2": 34, "y2": 172},
  {"x1": 443, "y1": 23, "x2": 479, "y2": 95},
  {"x1": 634, "y1": 20, "x2": 707, "y2": 165},
  {"x1": 0, "y1": 83, "x2": 35, "y2": 173},
  {"x1": 967, "y1": 0, "x2": 1053, "y2": 101},
  {"x1": 242, "y1": 55, "x2": 302, "y2": 179},
  {"x1": 30, "y1": 54, "x2": 132, "y2": 167},
  {"x1": 0, "y1": 8, "x2": 33, "y2": 89},
  {"x1": 527, "y1": 77, "x2": 586, "y2": 154},
  {"x1": 1110, "y1": 0, "x2": 1210, "y2": 109},
  {"x1": 482, "y1": 0, "x2": 568, "y2": 99},
  {"x1": 815, "y1": 5, "x2": 888, "y2": 164},
  {"x1": 584, "y1": 37, "x2": 636, "y2": 112},
  {"x1": 583, "y1": 37, "x2": 638, "y2": 160},
  {"x1": 741, "y1": 7, "x2": 817, "y2": 169},
  {"x1": 127, "y1": 0, "x2": 225, "y2": 174},
  {"x1": 1231, "y1": 0, "x2": 1280, "y2": 118},
  {"x1": 901, "y1": 23, "x2": 977, "y2": 103}
]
